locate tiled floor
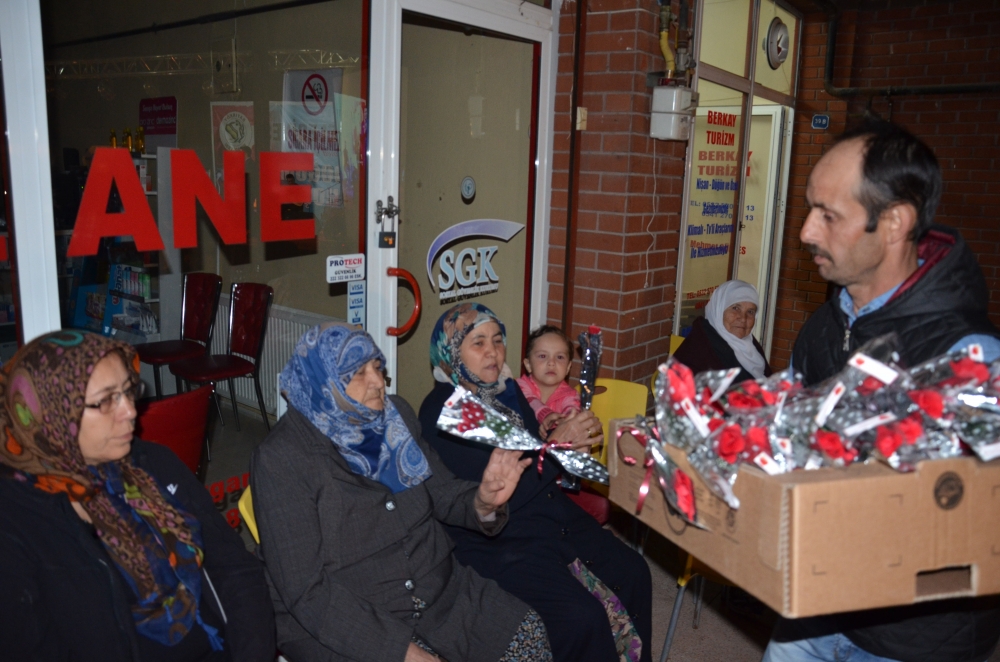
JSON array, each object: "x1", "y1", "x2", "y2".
[{"x1": 197, "y1": 403, "x2": 1000, "y2": 662}]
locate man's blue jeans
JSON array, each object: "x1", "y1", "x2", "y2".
[{"x1": 762, "y1": 632, "x2": 900, "y2": 662}]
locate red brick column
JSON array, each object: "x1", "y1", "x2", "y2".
[{"x1": 547, "y1": 0, "x2": 686, "y2": 384}]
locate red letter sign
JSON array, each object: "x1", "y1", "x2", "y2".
[
  {"x1": 67, "y1": 148, "x2": 164, "y2": 256},
  {"x1": 259, "y1": 152, "x2": 314, "y2": 242},
  {"x1": 172, "y1": 149, "x2": 247, "y2": 247}
]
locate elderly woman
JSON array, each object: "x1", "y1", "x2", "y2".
[
  {"x1": 251, "y1": 323, "x2": 551, "y2": 662},
  {"x1": 0, "y1": 331, "x2": 273, "y2": 661},
  {"x1": 673, "y1": 279, "x2": 772, "y2": 382},
  {"x1": 418, "y1": 303, "x2": 653, "y2": 662}
]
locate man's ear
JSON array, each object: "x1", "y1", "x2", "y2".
[{"x1": 880, "y1": 202, "x2": 918, "y2": 244}]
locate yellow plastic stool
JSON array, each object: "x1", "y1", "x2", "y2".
[{"x1": 238, "y1": 486, "x2": 259, "y2": 544}]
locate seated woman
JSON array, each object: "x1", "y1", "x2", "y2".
[
  {"x1": 0, "y1": 331, "x2": 273, "y2": 661},
  {"x1": 419, "y1": 303, "x2": 653, "y2": 662},
  {"x1": 673, "y1": 279, "x2": 772, "y2": 382},
  {"x1": 251, "y1": 323, "x2": 551, "y2": 662}
]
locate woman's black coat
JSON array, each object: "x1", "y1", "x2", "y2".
[
  {"x1": 0, "y1": 440, "x2": 274, "y2": 662},
  {"x1": 419, "y1": 381, "x2": 653, "y2": 662},
  {"x1": 672, "y1": 316, "x2": 772, "y2": 383}
]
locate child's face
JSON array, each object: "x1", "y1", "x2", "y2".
[{"x1": 523, "y1": 333, "x2": 572, "y2": 388}]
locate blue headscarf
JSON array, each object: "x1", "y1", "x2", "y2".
[
  {"x1": 429, "y1": 302, "x2": 523, "y2": 427},
  {"x1": 280, "y1": 323, "x2": 431, "y2": 493}
]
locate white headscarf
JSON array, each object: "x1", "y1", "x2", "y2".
[{"x1": 704, "y1": 280, "x2": 766, "y2": 380}]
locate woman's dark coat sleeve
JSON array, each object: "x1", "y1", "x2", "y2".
[{"x1": 135, "y1": 441, "x2": 276, "y2": 662}]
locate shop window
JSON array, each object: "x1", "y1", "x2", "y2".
[{"x1": 43, "y1": 0, "x2": 365, "y2": 400}]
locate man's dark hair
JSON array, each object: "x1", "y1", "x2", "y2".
[{"x1": 836, "y1": 119, "x2": 941, "y2": 241}]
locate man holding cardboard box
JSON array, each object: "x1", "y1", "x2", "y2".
[{"x1": 763, "y1": 121, "x2": 1000, "y2": 661}]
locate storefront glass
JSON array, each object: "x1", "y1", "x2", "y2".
[
  {"x1": 699, "y1": 0, "x2": 752, "y2": 77},
  {"x1": 676, "y1": 80, "x2": 746, "y2": 335},
  {"x1": 43, "y1": 0, "x2": 366, "y2": 400},
  {"x1": 0, "y1": 67, "x2": 23, "y2": 361}
]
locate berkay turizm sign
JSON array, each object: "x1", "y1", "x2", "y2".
[{"x1": 65, "y1": 147, "x2": 320, "y2": 257}]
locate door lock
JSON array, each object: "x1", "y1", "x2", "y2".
[{"x1": 376, "y1": 196, "x2": 400, "y2": 248}]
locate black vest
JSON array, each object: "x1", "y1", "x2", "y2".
[
  {"x1": 791, "y1": 225, "x2": 1000, "y2": 661},
  {"x1": 793, "y1": 225, "x2": 999, "y2": 386}
]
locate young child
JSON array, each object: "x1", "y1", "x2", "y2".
[{"x1": 516, "y1": 325, "x2": 582, "y2": 437}]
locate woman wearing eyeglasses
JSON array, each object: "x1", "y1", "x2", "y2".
[{"x1": 0, "y1": 331, "x2": 274, "y2": 661}]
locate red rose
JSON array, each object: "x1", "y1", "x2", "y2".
[
  {"x1": 778, "y1": 380, "x2": 792, "y2": 391},
  {"x1": 745, "y1": 426, "x2": 770, "y2": 456},
  {"x1": 908, "y1": 389, "x2": 944, "y2": 419},
  {"x1": 896, "y1": 414, "x2": 924, "y2": 445},
  {"x1": 701, "y1": 387, "x2": 714, "y2": 404},
  {"x1": 949, "y1": 358, "x2": 989, "y2": 385},
  {"x1": 741, "y1": 380, "x2": 762, "y2": 396},
  {"x1": 716, "y1": 424, "x2": 746, "y2": 463},
  {"x1": 856, "y1": 375, "x2": 884, "y2": 396},
  {"x1": 760, "y1": 390, "x2": 777, "y2": 406},
  {"x1": 876, "y1": 425, "x2": 903, "y2": 458},
  {"x1": 707, "y1": 417, "x2": 725, "y2": 433},
  {"x1": 727, "y1": 392, "x2": 762, "y2": 409},
  {"x1": 673, "y1": 469, "x2": 696, "y2": 522},
  {"x1": 814, "y1": 429, "x2": 847, "y2": 459},
  {"x1": 667, "y1": 362, "x2": 697, "y2": 402}
]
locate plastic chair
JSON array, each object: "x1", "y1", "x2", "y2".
[
  {"x1": 170, "y1": 282, "x2": 274, "y2": 432},
  {"x1": 660, "y1": 553, "x2": 737, "y2": 662},
  {"x1": 238, "y1": 486, "x2": 259, "y2": 544},
  {"x1": 135, "y1": 384, "x2": 214, "y2": 478},
  {"x1": 135, "y1": 273, "x2": 223, "y2": 398},
  {"x1": 590, "y1": 377, "x2": 649, "y2": 465}
]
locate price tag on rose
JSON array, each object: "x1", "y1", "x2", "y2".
[{"x1": 438, "y1": 386, "x2": 609, "y2": 484}]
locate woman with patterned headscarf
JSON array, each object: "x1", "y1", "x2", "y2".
[
  {"x1": 419, "y1": 303, "x2": 653, "y2": 662},
  {"x1": 0, "y1": 330, "x2": 273, "y2": 661},
  {"x1": 251, "y1": 323, "x2": 553, "y2": 662}
]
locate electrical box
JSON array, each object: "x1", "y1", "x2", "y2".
[{"x1": 651, "y1": 86, "x2": 697, "y2": 140}]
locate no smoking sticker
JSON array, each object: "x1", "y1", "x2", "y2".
[{"x1": 302, "y1": 73, "x2": 329, "y2": 115}]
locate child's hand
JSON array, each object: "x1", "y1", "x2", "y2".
[{"x1": 541, "y1": 412, "x2": 563, "y2": 435}]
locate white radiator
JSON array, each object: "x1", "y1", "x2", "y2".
[{"x1": 210, "y1": 296, "x2": 337, "y2": 416}]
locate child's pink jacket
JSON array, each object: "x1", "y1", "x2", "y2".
[{"x1": 516, "y1": 374, "x2": 581, "y2": 426}]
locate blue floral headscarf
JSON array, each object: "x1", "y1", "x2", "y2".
[
  {"x1": 280, "y1": 323, "x2": 431, "y2": 493},
  {"x1": 429, "y1": 303, "x2": 523, "y2": 426}
]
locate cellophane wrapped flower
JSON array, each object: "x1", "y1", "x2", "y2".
[
  {"x1": 616, "y1": 416, "x2": 701, "y2": 527},
  {"x1": 654, "y1": 359, "x2": 722, "y2": 452},
  {"x1": 437, "y1": 386, "x2": 609, "y2": 484}
]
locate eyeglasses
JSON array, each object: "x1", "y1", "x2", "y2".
[{"x1": 83, "y1": 380, "x2": 145, "y2": 414}]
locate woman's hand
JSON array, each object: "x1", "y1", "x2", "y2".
[
  {"x1": 405, "y1": 643, "x2": 444, "y2": 662},
  {"x1": 547, "y1": 409, "x2": 603, "y2": 451},
  {"x1": 475, "y1": 448, "x2": 532, "y2": 518}
]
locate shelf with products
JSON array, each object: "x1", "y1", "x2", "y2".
[{"x1": 56, "y1": 144, "x2": 162, "y2": 336}]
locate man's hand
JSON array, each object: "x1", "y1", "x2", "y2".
[
  {"x1": 475, "y1": 448, "x2": 532, "y2": 518},
  {"x1": 405, "y1": 643, "x2": 443, "y2": 662},
  {"x1": 547, "y1": 409, "x2": 603, "y2": 451}
]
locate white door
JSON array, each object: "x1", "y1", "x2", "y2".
[{"x1": 366, "y1": 0, "x2": 556, "y2": 394}]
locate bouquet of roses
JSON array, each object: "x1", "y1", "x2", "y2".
[{"x1": 437, "y1": 386, "x2": 609, "y2": 484}]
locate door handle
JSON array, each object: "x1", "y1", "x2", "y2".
[{"x1": 387, "y1": 267, "x2": 421, "y2": 337}]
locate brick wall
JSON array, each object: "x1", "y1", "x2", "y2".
[
  {"x1": 771, "y1": 0, "x2": 1000, "y2": 368},
  {"x1": 547, "y1": 0, "x2": 686, "y2": 383}
]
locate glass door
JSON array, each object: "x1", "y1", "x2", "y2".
[{"x1": 367, "y1": 0, "x2": 555, "y2": 395}]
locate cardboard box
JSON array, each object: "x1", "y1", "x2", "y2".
[{"x1": 608, "y1": 423, "x2": 1000, "y2": 618}]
